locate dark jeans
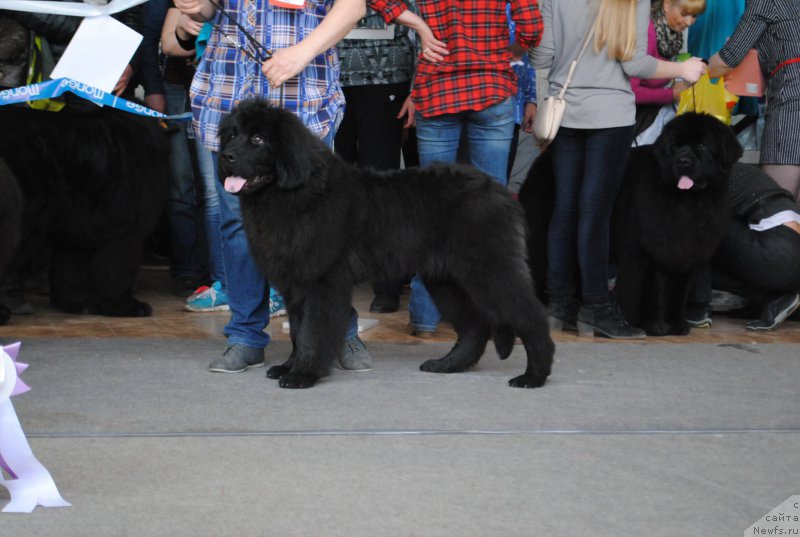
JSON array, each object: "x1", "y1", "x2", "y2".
[
  {"x1": 547, "y1": 125, "x2": 634, "y2": 303},
  {"x1": 165, "y1": 82, "x2": 206, "y2": 280}
]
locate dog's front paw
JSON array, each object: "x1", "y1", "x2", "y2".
[
  {"x1": 266, "y1": 365, "x2": 290, "y2": 379},
  {"x1": 419, "y1": 357, "x2": 467, "y2": 373},
  {"x1": 670, "y1": 319, "x2": 691, "y2": 336},
  {"x1": 508, "y1": 373, "x2": 548, "y2": 388},
  {"x1": 643, "y1": 319, "x2": 670, "y2": 337},
  {"x1": 278, "y1": 371, "x2": 319, "y2": 389}
]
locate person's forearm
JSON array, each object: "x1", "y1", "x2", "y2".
[
  {"x1": 707, "y1": 53, "x2": 733, "y2": 79},
  {"x1": 162, "y1": 9, "x2": 196, "y2": 57},
  {"x1": 391, "y1": 8, "x2": 426, "y2": 34},
  {"x1": 293, "y1": 0, "x2": 366, "y2": 60}
]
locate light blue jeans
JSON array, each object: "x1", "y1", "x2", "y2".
[
  {"x1": 409, "y1": 97, "x2": 514, "y2": 331},
  {"x1": 213, "y1": 128, "x2": 358, "y2": 349}
]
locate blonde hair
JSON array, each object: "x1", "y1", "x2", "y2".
[
  {"x1": 670, "y1": 0, "x2": 707, "y2": 16},
  {"x1": 594, "y1": 0, "x2": 638, "y2": 62}
]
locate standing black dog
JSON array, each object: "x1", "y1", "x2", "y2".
[
  {"x1": 613, "y1": 113, "x2": 742, "y2": 335},
  {"x1": 218, "y1": 98, "x2": 554, "y2": 389}
]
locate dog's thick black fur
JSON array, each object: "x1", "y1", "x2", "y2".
[
  {"x1": 519, "y1": 113, "x2": 742, "y2": 335},
  {"x1": 0, "y1": 158, "x2": 23, "y2": 325},
  {"x1": 0, "y1": 107, "x2": 168, "y2": 317},
  {"x1": 614, "y1": 113, "x2": 742, "y2": 335},
  {"x1": 219, "y1": 98, "x2": 554, "y2": 389}
]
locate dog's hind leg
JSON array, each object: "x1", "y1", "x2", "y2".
[
  {"x1": 458, "y1": 269, "x2": 554, "y2": 388},
  {"x1": 419, "y1": 281, "x2": 490, "y2": 373}
]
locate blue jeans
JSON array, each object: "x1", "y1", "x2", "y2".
[
  {"x1": 409, "y1": 97, "x2": 515, "y2": 331},
  {"x1": 547, "y1": 125, "x2": 634, "y2": 303},
  {"x1": 195, "y1": 137, "x2": 225, "y2": 285},
  {"x1": 213, "y1": 128, "x2": 358, "y2": 349},
  {"x1": 165, "y1": 82, "x2": 205, "y2": 280}
]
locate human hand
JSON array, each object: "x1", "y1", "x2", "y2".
[
  {"x1": 178, "y1": 13, "x2": 204, "y2": 36},
  {"x1": 418, "y1": 28, "x2": 448, "y2": 63},
  {"x1": 174, "y1": 0, "x2": 213, "y2": 21},
  {"x1": 262, "y1": 45, "x2": 315, "y2": 88},
  {"x1": 113, "y1": 64, "x2": 133, "y2": 96},
  {"x1": 510, "y1": 42, "x2": 527, "y2": 61},
  {"x1": 679, "y1": 57, "x2": 706, "y2": 84},
  {"x1": 145, "y1": 94, "x2": 167, "y2": 114},
  {"x1": 397, "y1": 95, "x2": 415, "y2": 128},
  {"x1": 672, "y1": 80, "x2": 689, "y2": 102},
  {"x1": 521, "y1": 102, "x2": 537, "y2": 133},
  {"x1": 174, "y1": 0, "x2": 203, "y2": 14}
]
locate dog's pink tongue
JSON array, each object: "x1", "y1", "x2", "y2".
[
  {"x1": 224, "y1": 176, "x2": 247, "y2": 193},
  {"x1": 678, "y1": 176, "x2": 694, "y2": 190}
]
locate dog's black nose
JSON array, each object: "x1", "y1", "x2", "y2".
[
  {"x1": 222, "y1": 150, "x2": 236, "y2": 163},
  {"x1": 676, "y1": 156, "x2": 693, "y2": 168}
]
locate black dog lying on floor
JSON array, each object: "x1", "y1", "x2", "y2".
[
  {"x1": 519, "y1": 112, "x2": 742, "y2": 336},
  {"x1": 219, "y1": 98, "x2": 554, "y2": 389},
  {"x1": 0, "y1": 106, "x2": 168, "y2": 317}
]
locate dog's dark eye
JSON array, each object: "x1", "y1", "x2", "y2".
[
  {"x1": 251, "y1": 134, "x2": 264, "y2": 146},
  {"x1": 696, "y1": 143, "x2": 706, "y2": 151}
]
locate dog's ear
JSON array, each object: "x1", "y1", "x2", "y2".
[
  {"x1": 273, "y1": 116, "x2": 329, "y2": 190},
  {"x1": 714, "y1": 121, "x2": 744, "y2": 169},
  {"x1": 652, "y1": 125, "x2": 674, "y2": 170}
]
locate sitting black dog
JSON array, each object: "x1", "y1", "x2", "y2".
[
  {"x1": 613, "y1": 113, "x2": 742, "y2": 335},
  {"x1": 218, "y1": 98, "x2": 554, "y2": 389},
  {"x1": 0, "y1": 106, "x2": 168, "y2": 317},
  {"x1": 520, "y1": 113, "x2": 743, "y2": 336}
]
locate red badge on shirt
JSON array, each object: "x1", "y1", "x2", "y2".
[{"x1": 269, "y1": 0, "x2": 303, "y2": 8}]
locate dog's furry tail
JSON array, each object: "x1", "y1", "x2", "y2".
[{"x1": 492, "y1": 326, "x2": 515, "y2": 360}]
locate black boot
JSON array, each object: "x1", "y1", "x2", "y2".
[
  {"x1": 546, "y1": 296, "x2": 578, "y2": 331},
  {"x1": 577, "y1": 301, "x2": 646, "y2": 340}
]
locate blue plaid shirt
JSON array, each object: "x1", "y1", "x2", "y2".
[{"x1": 190, "y1": 0, "x2": 345, "y2": 151}]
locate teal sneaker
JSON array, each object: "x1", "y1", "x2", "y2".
[
  {"x1": 269, "y1": 288, "x2": 287, "y2": 318},
  {"x1": 185, "y1": 281, "x2": 230, "y2": 312}
]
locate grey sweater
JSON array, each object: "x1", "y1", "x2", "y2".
[{"x1": 530, "y1": 0, "x2": 658, "y2": 129}]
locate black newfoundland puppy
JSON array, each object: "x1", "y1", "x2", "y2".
[
  {"x1": 0, "y1": 107, "x2": 168, "y2": 317},
  {"x1": 219, "y1": 98, "x2": 554, "y2": 389},
  {"x1": 613, "y1": 113, "x2": 742, "y2": 335},
  {"x1": 520, "y1": 112, "x2": 742, "y2": 336},
  {"x1": 0, "y1": 158, "x2": 23, "y2": 325}
]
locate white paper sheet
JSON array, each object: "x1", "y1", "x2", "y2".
[{"x1": 50, "y1": 15, "x2": 142, "y2": 93}]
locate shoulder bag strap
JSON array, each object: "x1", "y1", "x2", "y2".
[{"x1": 557, "y1": 18, "x2": 598, "y2": 99}]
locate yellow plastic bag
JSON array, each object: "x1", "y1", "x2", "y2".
[
  {"x1": 676, "y1": 72, "x2": 738, "y2": 125},
  {"x1": 26, "y1": 35, "x2": 65, "y2": 112}
]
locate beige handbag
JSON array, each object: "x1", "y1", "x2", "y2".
[{"x1": 533, "y1": 22, "x2": 597, "y2": 148}]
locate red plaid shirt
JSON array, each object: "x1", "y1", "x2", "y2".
[{"x1": 370, "y1": 0, "x2": 543, "y2": 117}]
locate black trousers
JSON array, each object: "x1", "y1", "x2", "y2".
[
  {"x1": 335, "y1": 82, "x2": 411, "y2": 296},
  {"x1": 710, "y1": 221, "x2": 800, "y2": 305}
]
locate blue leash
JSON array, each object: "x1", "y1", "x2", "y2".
[{"x1": 0, "y1": 78, "x2": 193, "y2": 121}]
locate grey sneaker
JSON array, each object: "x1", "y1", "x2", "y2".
[
  {"x1": 208, "y1": 344, "x2": 265, "y2": 373},
  {"x1": 745, "y1": 292, "x2": 800, "y2": 332},
  {"x1": 338, "y1": 335, "x2": 373, "y2": 371}
]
